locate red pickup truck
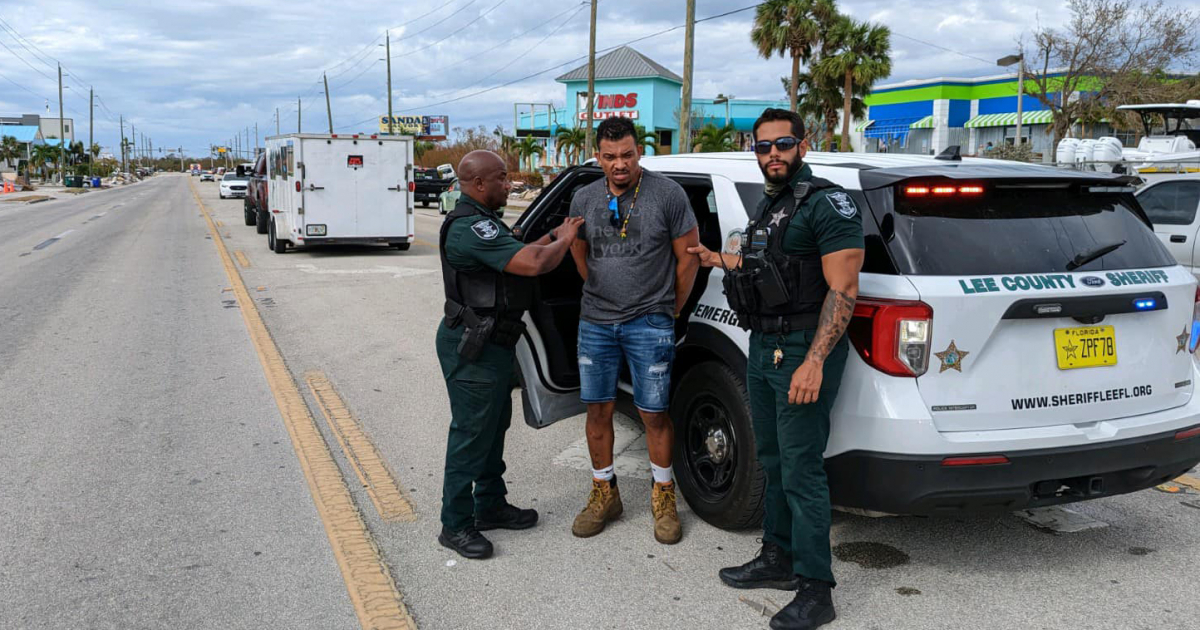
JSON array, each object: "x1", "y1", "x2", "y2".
[{"x1": 242, "y1": 153, "x2": 269, "y2": 234}]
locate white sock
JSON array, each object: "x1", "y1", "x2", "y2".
[
  {"x1": 651, "y1": 463, "x2": 674, "y2": 485},
  {"x1": 592, "y1": 465, "x2": 614, "y2": 482}
]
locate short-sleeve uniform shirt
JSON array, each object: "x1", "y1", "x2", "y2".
[
  {"x1": 443, "y1": 195, "x2": 524, "y2": 274},
  {"x1": 763, "y1": 163, "x2": 864, "y2": 258}
]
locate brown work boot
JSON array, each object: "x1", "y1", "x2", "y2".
[
  {"x1": 651, "y1": 481, "x2": 682, "y2": 544},
  {"x1": 572, "y1": 478, "x2": 623, "y2": 538}
]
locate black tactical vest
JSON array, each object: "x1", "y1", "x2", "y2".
[
  {"x1": 722, "y1": 177, "x2": 837, "y2": 332},
  {"x1": 439, "y1": 201, "x2": 534, "y2": 322}
]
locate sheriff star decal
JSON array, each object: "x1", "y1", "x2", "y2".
[
  {"x1": 1177, "y1": 326, "x2": 1190, "y2": 354},
  {"x1": 767, "y1": 208, "x2": 787, "y2": 227},
  {"x1": 935, "y1": 340, "x2": 969, "y2": 373},
  {"x1": 826, "y1": 191, "x2": 858, "y2": 219},
  {"x1": 471, "y1": 219, "x2": 500, "y2": 240}
]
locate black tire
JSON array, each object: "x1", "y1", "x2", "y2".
[
  {"x1": 671, "y1": 361, "x2": 764, "y2": 530},
  {"x1": 391, "y1": 242, "x2": 411, "y2": 251},
  {"x1": 420, "y1": 200, "x2": 429, "y2": 208},
  {"x1": 243, "y1": 201, "x2": 256, "y2": 226},
  {"x1": 255, "y1": 209, "x2": 269, "y2": 234},
  {"x1": 270, "y1": 220, "x2": 288, "y2": 254},
  {"x1": 219, "y1": 193, "x2": 225, "y2": 199}
]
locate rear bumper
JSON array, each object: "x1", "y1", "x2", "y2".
[
  {"x1": 415, "y1": 191, "x2": 442, "y2": 202},
  {"x1": 297, "y1": 236, "x2": 410, "y2": 246},
  {"x1": 827, "y1": 426, "x2": 1200, "y2": 515}
]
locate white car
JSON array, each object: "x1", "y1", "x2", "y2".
[
  {"x1": 1136, "y1": 175, "x2": 1200, "y2": 276},
  {"x1": 513, "y1": 152, "x2": 1200, "y2": 529},
  {"x1": 219, "y1": 173, "x2": 249, "y2": 199}
]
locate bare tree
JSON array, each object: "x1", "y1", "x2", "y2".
[{"x1": 1024, "y1": 0, "x2": 1198, "y2": 157}]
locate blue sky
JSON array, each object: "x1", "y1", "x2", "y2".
[{"x1": 0, "y1": 0, "x2": 1172, "y2": 159}]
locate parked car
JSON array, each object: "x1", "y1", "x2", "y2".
[
  {"x1": 243, "y1": 153, "x2": 269, "y2": 233},
  {"x1": 1136, "y1": 175, "x2": 1200, "y2": 277},
  {"x1": 219, "y1": 173, "x2": 249, "y2": 199},
  {"x1": 200, "y1": 171, "x2": 214, "y2": 182},
  {"x1": 514, "y1": 152, "x2": 1200, "y2": 529},
  {"x1": 414, "y1": 166, "x2": 454, "y2": 207},
  {"x1": 438, "y1": 178, "x2": 504, "y2": 218}
]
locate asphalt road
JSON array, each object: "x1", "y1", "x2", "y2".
[{"x1": 4, "y1": 174, "x2": 1200, "y2": 630}]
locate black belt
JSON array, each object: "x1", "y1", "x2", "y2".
[
  {"x1": 744, "y1": 313, "x2": 819, "y2": 334},
  {"x1": 442, "y1": 300, "x2": 526, "y2": 348}
]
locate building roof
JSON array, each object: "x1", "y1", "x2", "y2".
[
  {"x1": 0, "y1": 125, "x2": 40, "y2": 143},
  {"x1": 557, "y1": 46, "x2": 683, "y2": 84},
  {"x1": 41, "y1": 138, "x2": 66, "y2": 147}
]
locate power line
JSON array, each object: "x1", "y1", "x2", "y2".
[
  {"x1": 0, "y1": 17, "x2": 58, "y2": 70},
  {"x1": 891, "y1": 31, "x2": 996, "y2": 66},
  {"x1": 0, "y1": 66, "x2": 50, "y2": 102},
  {"x1": 389, "y1": 0, "x2": 506, "y2": 61},
  {"x1": 325, "y1": 0, "x2": 480, "y2": 84},
  {"x1": 0, "y1": 35, "x2": 56, "y2": 82}
]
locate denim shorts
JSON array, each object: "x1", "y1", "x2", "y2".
[{"x1": 577, "y1": 312, "x2": 676, "y2": 413}]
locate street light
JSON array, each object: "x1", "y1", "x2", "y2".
[
  {"x1": 997, "y1": 53, "x2": 1024, "y2": 148},
  {"x1": 712, "y1": 95, "x2": 734, "y2": 127}
]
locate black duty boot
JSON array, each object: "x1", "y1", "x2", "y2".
[
  {"x1": 475, "y1": 503, "x2": 539, "y2": 531},
  {"x1": 769, "y1": 578, "x2": 836, "y2": 630},
  {"x1": 438, "y1": 526, "x2": 494, "y2": 559},
  {"x1": 718, "y1": 541, "x2": 801, "y2": 590}
]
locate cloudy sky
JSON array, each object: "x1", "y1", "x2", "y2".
[{"x1": 0, "y1": 0, "x2": 1179, "y2": 158}]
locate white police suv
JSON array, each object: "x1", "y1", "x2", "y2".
[{"x1": 511, "y1": 151, "x2": 1200, "y2": 529}]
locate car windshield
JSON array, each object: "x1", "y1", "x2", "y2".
[{"x1": 223, "y1": 174, "x2": 248, "y2": 181}]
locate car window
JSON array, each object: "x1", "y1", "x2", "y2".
[
  {"x1": 879, "y1": 183, "x2": 1175, "y2": 275},
  {"x1": 1137, "y1": 181, "x2": 1200, "y2": 226},
  {"x1": 735, "y1": 182, "x2": 764, "y2": 221}
]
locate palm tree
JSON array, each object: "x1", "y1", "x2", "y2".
[
  {"x1": 692, "y1": 123, "x2": 738, "y2": 153},
  {"x1": 555, "y1": 126, "x2": 586, "y2": 165},
  {"x1": 514, "y1": 135, "x2": 545, "y2": 171},
  {"x1": 0, "y1": 135, "x2": 21, "y2": 175},
  {"x1": 69, "y1": 141, "x2": 86, "y2": 167},
  {"x1": 818, "y1": 17, "x2": 891, "y2": 152},
  {"x1": 31, "y1": 144, "x2": 57, "y2": 180},
  {"x1": 632, "y1": 124, "x2": 661, "y2": 155},
  {"x1": 783, "y1": 71, "x2": 866, "y2": 150},
  {"x1": 750, "y1": 0, "x2": 838, "y2": 112}
]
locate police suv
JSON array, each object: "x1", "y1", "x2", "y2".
[{"x1": 511, "y1": 152, "x2": 1200, "y2": 529}]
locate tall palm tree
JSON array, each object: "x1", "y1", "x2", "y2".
[
  {"x1": 31, "y1": 144, "x2": 57, "y2": 180},
  {"x1": 0, "y1": 135, "x2": 21, "y2": 174},
  {"x1": 784, "y1": 72, "x2": 865, "y2": 150},
  {"x1": 692, "y1": 123, "x2": 738, "y2": 153},
  {"x1": 555, "y1": 126, "x2": 587, "y2": 165},
  {"x1": 818, "y1": 17, "x2": 892, "y2": 152},
  {"x1": 515, "y1": 135, "x2": 545, "y2": 171},
  {"x1": 750, "y1": 0, "x2": 838, "y2": 112},
  {"x1": 632, "y1": 124, "x2": 661, "y2": 155}
]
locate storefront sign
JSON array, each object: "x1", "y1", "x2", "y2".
[
  {"x1": 378, "y1": 115, "x2": 449, "y2": 140},
  {"x1": 577, "y1": 110, "x2": 640, "y2": 121},
  {"x1": 577, "y1": 92, "x2": 640, "y2": 110}
]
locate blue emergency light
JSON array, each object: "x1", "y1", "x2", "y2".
[{"x1": 1133, "y1": 297, "x2": 1158, "y2": 311}]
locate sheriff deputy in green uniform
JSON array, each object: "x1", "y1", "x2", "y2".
[
  {"x1": 688, "y1": 108, "x2": 864, "y2": 630},
  {"x1": 436, "y1": 150, "x2": 584, "y2": 560}
]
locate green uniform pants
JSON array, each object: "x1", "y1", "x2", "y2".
[
  {"x1": 747, "y1": 329, "x2": 849, "y2": 586},
  {"x1": 436, "y1": 321, "x2": 515, "y2": 531}
]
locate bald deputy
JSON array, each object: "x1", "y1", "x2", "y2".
[{"x1": 435, "y1": 150, "x2": 584, "y2": 560}]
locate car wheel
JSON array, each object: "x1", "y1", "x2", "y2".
[
  {"x1": 219, "y1": 193, "x2": 225, "y2": 199},
  {"x1": 670, "y1": 361, "x2": 764, "y2": 530},
  {"x1": 256, "y1": 209, "x2": 269, "y2": 234},
  {"x1": 243, "y1": 202, "x2": 256, "y2": 226},
  {"x1": 271, "y1": 220, "x2": 288, "y2": 254}
]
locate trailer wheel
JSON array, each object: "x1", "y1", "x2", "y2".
[
  {"x1": 391, "y1": 242, "x2": 411, "y2": 251},
  {"x1": 270, "y1": 221, "x2": 288, "y2": 254},
  {"x1": 256, "y1": 209, "x2": 269, "y2": 234}
]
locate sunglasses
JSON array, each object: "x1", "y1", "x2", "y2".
[
  {"x1": 608, "y1": 196, "x2": 620, "y2": 227},
  {"x1": 753, "y1": 137, "x2": 801, "y2": 154}
]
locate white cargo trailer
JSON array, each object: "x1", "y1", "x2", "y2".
[{"x1": 263, "y1": 133, "x2": 415, "y2": 253}]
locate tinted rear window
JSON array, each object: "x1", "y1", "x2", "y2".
[{"x1": 880, "y1": 182, "x2": 1175, "y2": 275}]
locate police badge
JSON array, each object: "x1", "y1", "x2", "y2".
[
  {"x1": 826, "y1": 191, "x2": 858, "y2": 219},
  {"x1": 471, "y1": 219, "x2": 500, "y2": 240}
]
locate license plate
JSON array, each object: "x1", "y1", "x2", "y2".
[{"x1": 1054, "y1": 325, "x2": 1117, "y2": 370}]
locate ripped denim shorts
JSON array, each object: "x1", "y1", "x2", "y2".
[{"x1": 577, "y1": 312, "x2": 676, "y2": 413}]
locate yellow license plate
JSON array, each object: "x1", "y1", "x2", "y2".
[{"x1": 1054, "y1": 325, "x2": 1117, "y2": 370}]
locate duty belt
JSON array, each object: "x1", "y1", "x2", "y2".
[
  {"x1": 443, "y1": 299, "x2": 526, "y2": 349},
  {"x1": 744, "y1": 313, "x2": 820, "y2": 334}
]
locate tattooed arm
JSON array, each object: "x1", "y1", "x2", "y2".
[{"x1": 788, "y1": 248, "x2": 865, "y2": 405}]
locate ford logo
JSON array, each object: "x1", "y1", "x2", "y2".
[{"x1": 1081, "y1": 276, "x2": 1106, "y2": 287}]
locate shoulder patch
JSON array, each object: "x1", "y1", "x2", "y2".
[
  {"x1": 470, "y1": 219, "x2": 500, "y2": 240},
  {"x1": 825, "y1": 191, "x2": 858, "y2": 219}
]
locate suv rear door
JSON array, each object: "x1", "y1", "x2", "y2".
[
  {"x1": 1136, "y1": 179, "x2": 1200, "y2": 275},
  {"x1": 862, "y1": 173, "x2": 1194, "y2": 433}
]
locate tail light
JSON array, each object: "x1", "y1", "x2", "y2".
[
  {"x1": 408, "y1": 181, "x2": 415, "y2": 192},
  {"x1": 848, "y1": 297, "x2": 933, "y2": 377}
]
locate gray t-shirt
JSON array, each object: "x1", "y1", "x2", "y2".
[{"x1": 569, "y1": 169, "x2": 697, "y2": 324}]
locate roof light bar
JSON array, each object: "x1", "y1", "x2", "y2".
[{"x1": 904, "y1": 185, "x2": 985, "y2": 196}]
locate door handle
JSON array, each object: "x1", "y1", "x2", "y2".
[
  {"x1": 387, "y1": 185, "x2": 403, "y2": 191},
  {"x1": 307, "y1": 184, "x2": 324, "y2": 191},
  {"x1": 1171, "y1": 235, "x2": 1187, "y2": 243}
]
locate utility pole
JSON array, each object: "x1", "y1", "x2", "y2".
[
  {"x1": 385, "y1": 30, "x2": 394, "y2": 135},
  {"x1": 131, "y1": 124, "x2": 136, "y2": 169},
  {"x1": 178, "y1": 147, "x2": 183, "y2": 172},
  {"x1": 298, "y1": 97, "x2": 301, "y2": 133},
  {"x1": 583, "y1": 0, "x2": 598, "y2": 155},
  {"x1": 275, "y1": 107, "x2": 280, "y2": 135},
  {"x1": 323, "y1": 73, "x2": 333, "y2": 134},
  {"x1": 88, "y1": 87, "x2": 93, "y2": 178},
  {"x1": 149, "y1": 137, "x2": 153, "y2": 170},
  {"x1": 678, "y1": 0, "x2": 696, "y2": 154},
  {"x1": 57, "y1": 63, "x2": 65, "y2": 183},
  {"x1": 119, "y1": 115, "x2": 125, "y2": 174}
]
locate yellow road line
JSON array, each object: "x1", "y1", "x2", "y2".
[
  {"x1": 1173, "y1": 474, "x2": 1200, "y2": 492},
  {"x1": 187, "y1": 178, "x2": 416, "y2": 630},
  {"x1": 307, "y1": 372, "x2": 416, "y2": 522},
  {"x1": 216, "y1": 219, "x2": 224, "y2": 227},
  {"x1": 234, "y1": 250, "x2": 251, "y2": 268}
]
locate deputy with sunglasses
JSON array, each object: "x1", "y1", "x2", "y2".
[{"x1": 688, "y1": 108, "x2": 863, "y2": 630}]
